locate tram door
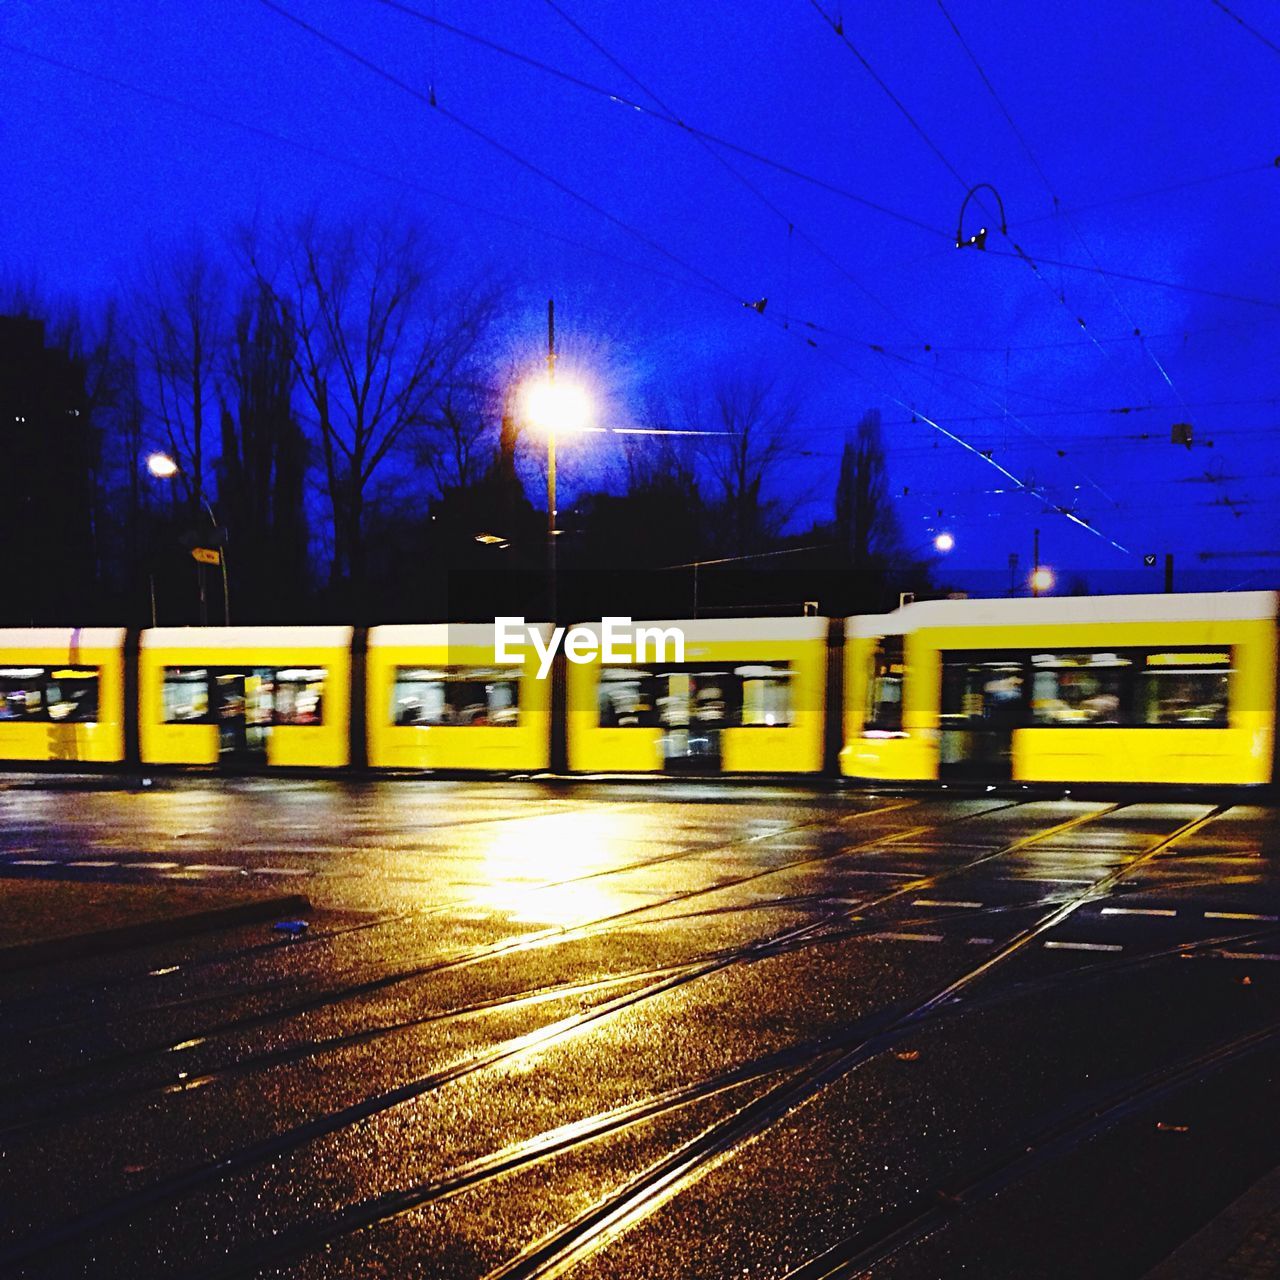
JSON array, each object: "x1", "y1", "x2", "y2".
[
  {"x1": 659, "y1": 671, "x2": 725, "y2": 773},
  {"x1": 212, "y1": 669, "x2": 272, "y2": 767},
  {"x1": 939, "y1": 657, "x2": 1025, "y2": 780}
]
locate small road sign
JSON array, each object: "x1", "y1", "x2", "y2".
[
  {"x1": 1143, "y1": 554, "x2": 1157, "y2": 567},
  {"x1": 191, "y1": 547, "x2": 222, "y2": 566}
]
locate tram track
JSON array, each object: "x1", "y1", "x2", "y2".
[
  {"x1": 0, "y1": 803, "x2": 1241, "y2": 1275},
  {"x1": 781, "y1": 1014, "x2": 1280, "y2": 1278},
  {"x1": 6, "y1": 803, "x2": 1230, "y2": 1138},
  {"x1": 468, "y1": 805, "x2": 1228, "y2": 1280},
  {"x1": 150, "y1": 923, "x2": 1280, "y2": 1280},
  {"x1": 0, "y1": 797, "x2": 924, "y2": 1042},
  {"x1": 1, "y1": 797, "x2": 993, "y2": 1088}
]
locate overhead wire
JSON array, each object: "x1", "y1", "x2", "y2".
[
  {"x1": 933, "y1": 0, "x2": 1197, "y2": 422},
  {"x1": 536, "y1": 0, "x2": 1117, "y2": 492},
  {"x1": 535, "y1": 0, "x2": 929, "y2": 352},
  {"x1": 365, "y1": 0, "x2": 950, "y2": 240},
  {"x1": 259, "y1": 0, "x2": 1135, "y2": 552},
  {"x1": 1209, "y1": 0, "x2": 1280, "y2": 58},
  {"x1": 0, "y1": 36, "x2": 733, "y2": 301}
]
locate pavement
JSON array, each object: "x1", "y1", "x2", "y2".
[
  {"x1": 0, "y1": 877, "x2": 310, "y2": 967},
  {"x1": 1144, "y1": 1164, "x2": 1280, "y2": 1280},
  {"x1": 1, "y1": 777, "x2": 1279, "y2": 1278}
]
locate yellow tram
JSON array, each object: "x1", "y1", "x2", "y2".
[
  {"x1": 365, "y1": 623, "x2": 552, "y2": 772},
  {"x1": 0, "y1": 592, "x2": 1273, "y2": 785},
  {"x1": 139, "y1": 626, "x2": 352, "y2": 769},
  {"x1": 567, "y1": 616, "x2": 828, "y2": 774},
  {"x1": 0, "y1": 628, "x2": 126, "y2": 764},
  {"x1": 844, "y1": 591, "x2": 1278, "y2": 786}
]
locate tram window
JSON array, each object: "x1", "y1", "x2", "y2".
[
  {"x1": 737, "y1": 664, "x2": 791, "y2": 727},
  {"x1": 45, "y1": 668, "x2": 99, "y2": 723},
  {"x1": 0, "y1": 666, "x2": 99, "y2": 723},
  {"x1": 942, "y1": 660, "x2": 1025, "y2": 727},
  {"x1": 273, "y1": 668, "x2": 325, "y2": 726},
  {"x1": 392, "y1": 666, "x2": 520, "y2": 726},
  {"x1": 1029, "y1": 653, "x2": 1129, "y2": 726},
  {"x1": 163, "y1": 668, "x2": 210, "y2": 722},
  {"x1": 865, "y1": 638, "x2": 904, "y2": 733},
  {"x1": 0, "y1": 667, "x2": 46, "y2": 720},
  {"x1": 599, "y1": 668, "x2": 660, "y2": 727},
  {"x1": 1140, "y1": 652, "x2": 1230, "y2": 727}
]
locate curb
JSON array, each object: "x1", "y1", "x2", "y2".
[
  {"x1": 0, "y1": 893, "x2": 312, "y2": 973},
  {"x1": 1144, "y1": 1163, "x2": 1280, "y2": 1279}
]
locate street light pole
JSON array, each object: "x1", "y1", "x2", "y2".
[
  {"x1": 199, "y1": 496, "x2": 231, "y2": 627},
  {"x1": 146, "y1": 452, "x2": 230, "y2": 625},
  {"x1": 544, "y1": 298, "x2": 567, "y2": 775},
  {"x1": 546, "y1": 298, "x2": 557, "y2": 627},
  {"x1": 1032, "y1": 527, "x2": 1041, "y2": 598}
]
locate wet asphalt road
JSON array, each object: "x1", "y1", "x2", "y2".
[{"x1": 1, "y1": 778, "x2": 1279, "y2": 1279}]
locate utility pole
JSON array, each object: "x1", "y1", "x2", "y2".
[
  {"x1": 546, "y1": 298, "x2": 567, "y2": 775},
  {"x1": 546, "y1": 297, "x2": 557, "y2": 628},
  {"x1": 1032, "y1": 528, "x2": 1041, "y2": 598},
  {"x1": 1165, "y1": 552, "x2": 1174, "y2": 594}
]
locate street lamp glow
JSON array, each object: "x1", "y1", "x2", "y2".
[
  {"x1": 147, "y1": 451, "x2": 179, "y2": 479},
  {"x1": 1030, "y1": 566, "x2": 1055, "y2": 594},
  {"x1": 522, "y1": 377, "x2": 592, "y2": 435},
  {"x1": 933, "y1": 531, "x2": 955, "y2": 553}
]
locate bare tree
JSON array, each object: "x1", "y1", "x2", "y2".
[
  {"x1": 421, "y1": 382, "x2": 497, "y2": 494},
  {"x1": 835, "y1": 408, "x2": 900, "y2": 570},
  {"x1": 132, "y1": 238, "x2": 226, "y2": 509},
  {"x1": 678, "y1": 368, "x2": 803, "y2": 555},
  {"x1": 246, "y1": 211, "x2": 504, "y2": 600}
]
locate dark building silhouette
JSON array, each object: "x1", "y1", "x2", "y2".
[{"x1": 0, "y1": 317, "x2": 95, "y2": 625}]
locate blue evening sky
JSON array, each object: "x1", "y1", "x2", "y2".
[{"x1": 2, "y1": 0, "x2": 1278, "y2": 595}]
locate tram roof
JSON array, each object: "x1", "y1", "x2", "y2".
[{"x1": 847, "y1": 590, "x2": 1279, "y2": 637}]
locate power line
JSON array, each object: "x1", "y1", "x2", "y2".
[
  {"x1": 933, "y1": 0, "x2": 1196, "y2": 426},
  {"x1": 1013, "y1": 158, "x2": 1278, "y2": 228},
  {"x1": 805, "y1": 0, "x2": 1141, "y2": 513},
  {"x1": 536, "y1": 0, "x2": 929, "y2": 353},
  {"x1": 365, "y1": 0, "x2": 950, "y2": 240},
  {"x1": 256, "y1": 0, "x2": 749, "y2": 306},
  {"x1": 0, "y1": 36, "x2": 730, "y2": 301},
  {"x1": 257, "y1": 0, "x2": 1126, "y2": 542},
  {"x1": 983, "y1": 247, "x2": 1280, "y2": 310},
  {"x1": 1210, "y1": 0, "x2": 1280, "y2": 58}
]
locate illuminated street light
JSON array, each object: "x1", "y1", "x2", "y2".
[
  {"x1": 933, "y1": 531, "x2": 955, "y2": 553},
  {"x1": 1030, "y1": 566, "x2": 1055, "y2": 595},
  {"x1": 522, "y1": 377, "x2": 592, "y2": 436},
  {"x1": 146, "y1": 451, "x2": 230, "y2": 625},
  {"x1": 474, "y1": 533, "x2": 506, "y2": 545}
]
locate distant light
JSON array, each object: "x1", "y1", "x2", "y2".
[
  {"x1": 1030, "y1": 566, "x2": 1055, "y2": 594},
  {"x1": 933, "y1": 532, "x2": 955, "y2": 553},
  {"x1": 523, "y1": 378, "x2": 592, "y2": 435},
  {"x1": 147, "y1": 452, "x2": 179, "y2": 479},
  {"x1": 474, "y1": 533, "x2": 506, "y2": 545}
]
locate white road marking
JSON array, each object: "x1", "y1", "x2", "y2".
[
  {"x1": 1044, "y1": 940, "x2": 1124, "y2": 953},
  {"x1": 9, "y1": 858, "x2": 56, "y2": 866},
  {"x1": 133, "y1": 862, "x2": 180, "y2": 870},
  {"x1": 254, "y1": 867, "x2": 309, "y2": 876},
  {"x1": 1204, "y1": 911, "x2": 1279, "y2": 922},
  {"x1": 872, "y1": 931, "x2": 944, "y2": 943},
  {"x1": 186, "y1": 864, "x2": 240, "y2": 873},
  {"x1": 913, "y1": 899, "x2": 983, "y2": 909},
  {"x1": 68, "y1": 860, "x2": 117, "y2": 868},
  {"x1": 1212, "y1": 951, "x2": 1280, "y2": 962},
  {"x1": 966, "y1": 936, "x2": 996, "y2": 945},
  {"x1": 1100, "y1": 907, "x2": 1177, "y2": 918}
]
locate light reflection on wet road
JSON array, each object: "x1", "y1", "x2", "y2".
[{"x1": 0, "y1": 778, "x2": 1278, "y2": 1279}]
